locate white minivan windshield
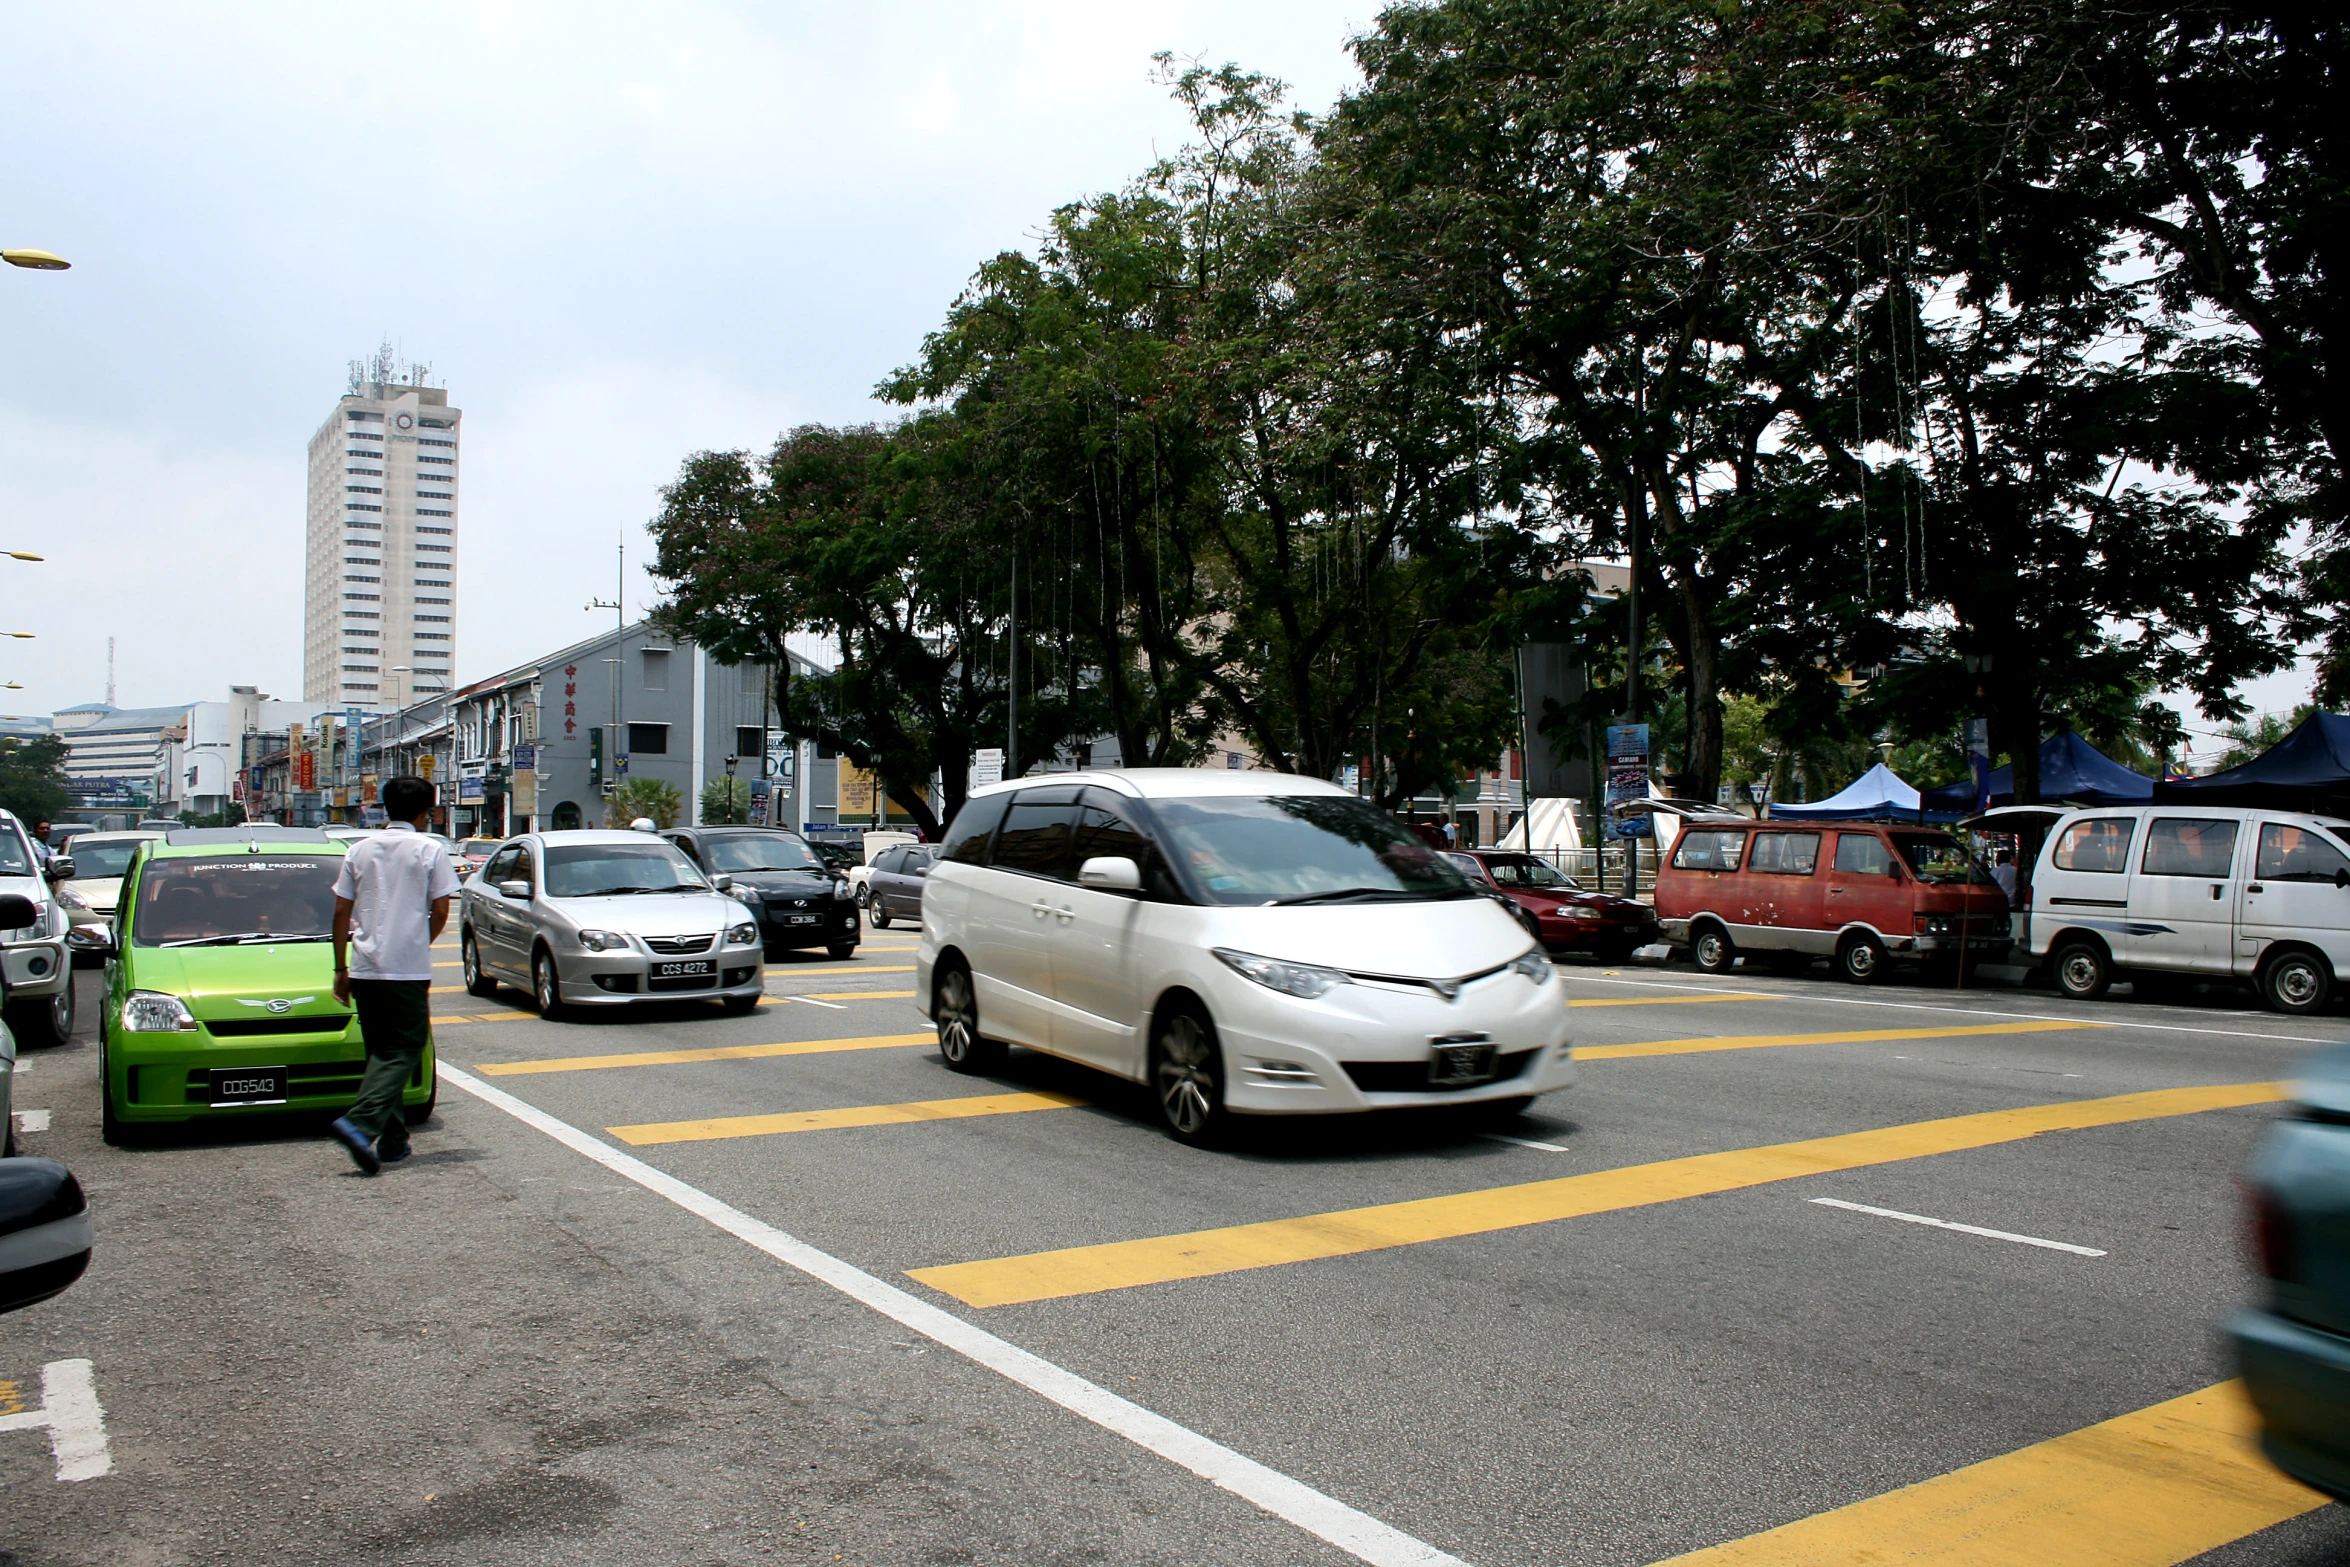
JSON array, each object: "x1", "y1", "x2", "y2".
[{"x1": 1150, "y1": 794, "x2": 1475, "y2": 906}]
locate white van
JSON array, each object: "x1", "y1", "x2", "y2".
[
  {"x1": 916, "y1": 769, "x2": 1573, "y2": 1144},
  {"x1": 2022, "y1": 804, "x2": 2350, "y2": 1013}
]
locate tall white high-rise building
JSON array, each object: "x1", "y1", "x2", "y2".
[{"x1": 303, "y1": 352, "x2": 460, "y2": 703}]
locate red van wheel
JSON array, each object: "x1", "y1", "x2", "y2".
[{"x1": 1691, "y1": 925, "x2": 1735, "y2": 973}]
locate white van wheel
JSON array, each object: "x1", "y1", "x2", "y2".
[
  {"x1": 2262, "y1": 950, "x2": 2332, "y2": 1016},
  {"x1": 934, "y1": 963, "x2": 1003, "y2": 1073},
  {"x1": 2051, "y1": 941, "x2": 2111, "y2": 1000},
  {"x1": 1151, "y1": 1003, "x2": 1227, "y2": 1146}
]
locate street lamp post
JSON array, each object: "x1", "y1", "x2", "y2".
[
  {"x1": 722, "y1": 754, "x2": 740, "y2": 824},
  {"x1": 2, "y1": 250, "x2": 70, "y2": 272}
]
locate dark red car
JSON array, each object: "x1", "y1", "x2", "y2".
[{"x1": 1445, "y1": 850, "x2": 1659, "y2": 961}]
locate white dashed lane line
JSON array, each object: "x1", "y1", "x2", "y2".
[{"x1": 1807, "y1": 1196, "x2": 2109, "y2": 1257}]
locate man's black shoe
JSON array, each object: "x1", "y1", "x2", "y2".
[
  {"x1": 377, "y1": 1139, "x2": 412, "y2": 1165},
  {"x1": 329, "y1": 1117, "x2": 381, "y2": 1175}
]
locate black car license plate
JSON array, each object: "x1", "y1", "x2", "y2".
[
  {"x1": 207, "y1": 1066, "x2": 290, "y2": 1105},
  {"x1": 657, "y1": 960, "x2": 715, "y2": 978},
  {"x1": 1428, "y1": 1038, "x2": 1498, "y2": 1087},
  {"x1": 786, "y1": 914, "x2": 820, "y2": 926}
]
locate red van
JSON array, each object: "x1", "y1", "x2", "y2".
[{"x1": 1654, "y1": 820, "x2": 2011, "y2": 982}]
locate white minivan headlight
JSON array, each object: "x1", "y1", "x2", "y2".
[
  {"x1": 122, "y1": 990, "x2": 197, "y2": 1032},
  {"x1": 1212, "y1": 947, "x2": 1352, "y2": 1000},
  {"x1": 1510, "y1": 948, "x2": 1554, "y2": 984}
]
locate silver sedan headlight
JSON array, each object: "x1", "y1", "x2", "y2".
[
  {"x1": 728, "y1": 922, "x2": 757, "y2": 945},
  {"x1": 576, "y1": 929, "x2": 629, "y2": 952},
  {"x1": 1212, "y1": 947, "x2": 1352, "y2": 1000},
  {"x1": 1510, "y1": 948, "x2": 1554, "y2": 984}
]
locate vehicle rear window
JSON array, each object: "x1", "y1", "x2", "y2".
[
  {"x1": 992, "y1": 796, "x2": 1076, "y2": 878},
  {"x1": 2141, "y1": 818, "x2": 2238, "y2": 878},
  {"x1": 1746, "y1": 832, "x2": 1818, "y2": 875},
  {"x1": 1147, "y1": 794, "x2": 1472, "y2": 906},
  {"x1": 133, "y1": 856, "x2": 342, "y2": 947},
  {"x1": 1671, "y1": 830, "x2": 1746, "y2": 871},
  {"x1": 2052, "y1": 816, "x2": 2135, "y2": 873},
  {"x1": 65, "y1": 839, "x2": 146, "y2": 879},
  {"x1": 2257, "y1": 823, "x2": 2350, "y2": 884},
  {"x1": 941, "y1": 793, "x2": 1010, "y2": 865},
  {"x1": 1832, "y1": 833, "x2": 1891, "y2": 875},
  {"x1": 542, "y1": 843, "x2": 708, "y2": 897},
  {"x1": 1479, "y1": 855, "x2": 1577, "y2": 889}
]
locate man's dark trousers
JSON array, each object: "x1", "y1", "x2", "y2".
[{"x1": 346, "y1": 978, "x2": 431, "y2": 1149}]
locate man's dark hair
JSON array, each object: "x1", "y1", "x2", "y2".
[{"x1": 382, "y1": 776, "x2": 435, "y2": 822}]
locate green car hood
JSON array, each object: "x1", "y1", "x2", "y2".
[{"x1": 126, "y1": 942, "x2": 347, "y2": 1021}]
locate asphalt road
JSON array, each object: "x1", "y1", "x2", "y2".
[{"x1": 4, "y1": 929, "x2": 2347, "y2": 1566}]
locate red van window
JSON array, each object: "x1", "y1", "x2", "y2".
[
  {"x1": 1832, "y1": 833, "x2": 1892, "y2": 875},
  {"x1": 1671, "y1": 829, "x2": 1746, "y2": 871},
  {"x1": 1747, "y1": 831, "x2": 1819, "y2": 875}
]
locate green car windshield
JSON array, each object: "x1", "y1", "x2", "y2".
[{"x1": 134, "y1": 855, "x2": 343, "y2": 946}]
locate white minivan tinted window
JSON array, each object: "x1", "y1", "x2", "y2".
[
  {"x1": 992, "y1": 796, "x2": 1076, "y2": 878},
  {"x1": 2257, "y1": 823, "x2": 2350, "y2": 884},
  {"x1": 2052, "y1": 816, "x2": 2135, "y2": 873},
  {"x1": 2141, "y1": 818, "x2": 2238, "y2": 878}
]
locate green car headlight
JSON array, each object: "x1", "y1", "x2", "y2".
[{"x1": 122, "y1": 990, "x2": 197, "y2": 1032}]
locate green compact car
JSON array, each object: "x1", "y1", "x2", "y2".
[{"x1": 99, "y1": 827, "x2": 434, "y2": 1142}]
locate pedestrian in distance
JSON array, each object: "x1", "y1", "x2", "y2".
[
  {"x1": 1992, "y1": 848, "x2": 2019, "y2": 907},
  {"x1": 326, "y1": 775, "x2": 461, "y2": 1175},
  {"x1": 28, "y1": 819, "x2": 52, "y2": 865}
]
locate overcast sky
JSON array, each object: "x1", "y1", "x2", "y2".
[
  {"x1": 0, "y1": 1, "x2": 2309, "y2": 747},
  {"x1": 0, "y1": 2, "x2": 1371, "y2": 714}
]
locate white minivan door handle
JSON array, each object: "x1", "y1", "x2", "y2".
[
  {"x1": 1032, "y1": 899, "x2": 1052, "y2": 919},
  {"x1": 2210, "y1": 884, "x2": 2224, "y2": 900},
  {"x1": 1056, "y1": 905, "x2": 1075, "y2": 923}
]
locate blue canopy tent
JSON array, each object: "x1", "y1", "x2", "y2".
[
  {"x1": 1920, "y1": 731, "x2": 2155, "y2": 814},
  {"x1": 2154, "y1": 712, "x2": 2350, "y2": 816},
  {"x1": 1770, "y1": 762, "x2": 1957, "y2": 823}
]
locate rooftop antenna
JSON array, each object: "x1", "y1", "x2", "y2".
[{"x1": 106, "y1": 636, "x2": 115, "y2": 707}]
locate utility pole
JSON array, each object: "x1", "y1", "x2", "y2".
[{"x1": 588, "y1": 542, "x2": 624, "y2": 798}]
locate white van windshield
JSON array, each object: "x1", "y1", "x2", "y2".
[{"x1": 1150, "y1": 795, "x2": 1475, "y2": 906}]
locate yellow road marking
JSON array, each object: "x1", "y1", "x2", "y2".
[
  {"x1": 477, "y1": 1031, "x2": 932, "y2": 1076},
  {"x1": 1569, "y1": 992, "x2": 1779, "y2": 1008},
  {"x1": 908, "y1": 1081, "x2": 2281, "y2": 1307},
  {"x1": 431, "y1": 1010, "x2": 535, "y2": 1025},
  {"x1": 1577, "y1": 1019, "x2": 2085, "y2": 1061},
  {"x1": 1653, "y1": 1380, "x2": 2324, "y2": 1566},
  {"x1": 608, "y1": 1089, "x2": 1084, "y2": 1145}
]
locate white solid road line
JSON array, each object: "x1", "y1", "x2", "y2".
[
  {"x1": 440, "y1": 1065, "x2": 1469, "y2": 1567},
  {"x1": 11, "y1": 1109, "x2": 51, "y2": 1133},
  {"x1": 1572, "y1": 973, "x2": 2350, "y2": 1046},
  {"x1": 785, "y1": 995, "x2": 846, "y2": 1010},
  {"x1": 0, "y1": 1358, "x2": 114, "y2": 1481},
  {"x1": 1807, "y1": 1196, "x2": 2108, "y2": 1257},
  {"x1": 1481, "y1": 1132, "x2": 1570, "y2": 1153}
]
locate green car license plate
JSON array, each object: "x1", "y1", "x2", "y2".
[{"x1": 208, "y1": 1066, "x2": 290, "y2": 1105}]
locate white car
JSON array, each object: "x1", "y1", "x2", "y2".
[
  {"x1": 2018, "y1": 803, "x2": 2350, "y2": 1012},
  {"x1": 0, "y1": 811, "x2": 75, "y2": 1047},
  {"x1": 916, "y1": 769, "x2": 1573, "y2": 1143},
  {"x1": 52, "y1": 830, "x2": 164, "y2": 922}
]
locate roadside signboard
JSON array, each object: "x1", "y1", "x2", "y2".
[
  {"x1": 973, "y1": 748, "x2": 1005, "y2": 788},
  {"x1": 1605, "y1": 724, "x2": 1650, "y2": 838}
]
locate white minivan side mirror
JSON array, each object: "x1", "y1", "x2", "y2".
[{"x1": 1078, "y1": 856, "x2": 1142, "y2": 891}]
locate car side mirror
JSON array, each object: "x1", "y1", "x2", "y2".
[
  {"x1": 2338, "y1": 867, "x2": 2349, "y2": 890},
  {"x1": 711, "y1": 873, "x2": 734, "y2": 893},
  {"x1": 496, "y1": 879, "x2": 531, "y2": 899},
  {"x1": 0, "y1": 894, "x2": 37, "y2": 928},
  {"x1": 1078, "y1": 855, "x2": 1142, "y2": 891},
  {"x1": 0, "y1": 1159, "x2": 93, "y2": 1315}
]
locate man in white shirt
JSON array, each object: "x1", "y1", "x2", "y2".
[{"x1": 325, "y1": 776, "x2": 462, "y2": 1174}]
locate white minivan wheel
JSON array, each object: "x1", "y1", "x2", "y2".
[{"x1": 1151, "y1": 1003, "x2": 1227, "y2": 1146}]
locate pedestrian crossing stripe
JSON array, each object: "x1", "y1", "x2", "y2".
[
  {"x1": 905, "y1": 1080, "x2": 2282, "y2": 1307},
  {"x1": 1577, "y1": 1019, "x2": 2084, "y2": 1060},
  {"x1": 607, "y1": 1090, "x2": 1084, "y2": 1145},
  {"x1": 1651, "y1": 1379, "x2": 2324, "y2": 1566},
  {"x1": 476, "y1": 1031, "x2": 933, "y2": 1076}
]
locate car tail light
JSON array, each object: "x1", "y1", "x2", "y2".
[{"x1": 2247, "y1": 1181, "x2": 2297, "y2": 1282}]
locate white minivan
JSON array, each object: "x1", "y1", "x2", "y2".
[
  {"x1": 916, "y1": 769, "x2": 1573, "y2": 1143},
  {"x1": 2021, "y1": 804, "x2": 2350, "y2": 1013}
]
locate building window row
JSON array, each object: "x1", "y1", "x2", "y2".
[
  {"x1": 346, "y1": 411, "x2": 383, "y2": 423},
  {"x1": 346, "y1": 466, "x2": 383, "y2": 476},
  {"x1": 415, "y1": 596, "x2": 450, "y2": 605},
  {"x1": 417, "y1": 508, "x2": 454, "y2": 517},
  {"x1": 417, "y1": 543, "x2": 452, "y2": 553},
  {"x1": 414, "y1": 613, "x2": 450, "y2": 622},
  {"x1": 344, "y1": 574, "x2": 381, "y2": 583},
  {"x1": 418, "y1": 454, "x2": 454, "y2": 465},
  {"x1": 346, "y1": 502, "x2": 383, "y2": 513},
  {"x1": 345, "y1": 485, "x2": 383, "y2": 495},
  {"x1": 344, "y1": 628, "x2": 379, "y2": 637},
  {"x1": 417, "y1": 525, "x2": 453, "y2": 535},
  {"x1": 346, "y1": 519, "x2": 382, "y2": 529},
  {"x1": 343, "y1": 663, "x2": 379, "y2": 673},
  {"x1": 344, "y1": 592, "x2": 381, "y2": 602},
  {"x1": 414, "y1": 632, "x2": 452, "y2": 641},
  {"x1": 419, "y1": 417, "x2": 453, "y2": 428},
  {"x1": 418, "y1": 436, "x2": 454, "y2": 448}
]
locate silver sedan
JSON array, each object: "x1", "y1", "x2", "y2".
[{"x1": 458, "y1": 830, "x2": 765, "y2": 1018}]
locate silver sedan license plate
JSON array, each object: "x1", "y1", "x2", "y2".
[
  {"x1": 657, "y1": 960, "x2": 715, "y2": 978},
  {"x1": 1429, "y1": 1038, "x2": 1498, "y2": 1087}
]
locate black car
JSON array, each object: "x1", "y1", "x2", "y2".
[{"x1": 664, "y1": 825, "x2": 860, "y2": 959}]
